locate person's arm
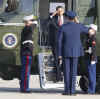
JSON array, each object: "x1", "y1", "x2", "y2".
[
  {"x1": 50, "y1": 11, "x2": 58, "y2": 19},
  {"x1": 48, "y1": 11, "x2": 58, "y2": 24},
  {"x1": 74, "y1": 16, "x2": 80, "y2": 24},
  {"x1": 57, "y1": 26, "x2": 63, "y2": 59},
  {"x1": 80, "y1": 24, "x2": 89, "y2": 33}
]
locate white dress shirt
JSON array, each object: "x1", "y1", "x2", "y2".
[{"x1": 58, "y1": 15, "x2": 64, "y2": 25}]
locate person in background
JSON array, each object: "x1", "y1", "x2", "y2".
[
  {"x1": 48, "y1": 6, "x2": 67, "y2": 81},
  {"x1": 85, "y1": 24, "x2": 97, "y2": 94},
  {"x1": 48, "y1": 6, "x2": 66, "y2": 60}
]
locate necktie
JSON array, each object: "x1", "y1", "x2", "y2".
[{"x1": 58, "y1": 16, "x2": 62, "y2": 26}]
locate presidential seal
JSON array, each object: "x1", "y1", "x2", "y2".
[{"x1": 2, "y1": 33, "x2": 18, "y2": 48}]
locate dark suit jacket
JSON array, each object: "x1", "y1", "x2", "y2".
[
  {"x1": 20, "y1": 26, "x2": 34, "y2": 56},
  {"x1": 48, "y1": 15, "x2": 67, "y2": 47},
  {"x1": 57, "y1": 22, "x2": 89, "y2": 57}
]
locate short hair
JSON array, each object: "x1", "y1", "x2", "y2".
[{"x1": 56, "y1": 6, "x2": 64, "y2": 11}]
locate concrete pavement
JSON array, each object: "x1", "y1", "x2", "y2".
[{"x1": 0, "y1": 75, "x2": 100, "y2": 99}]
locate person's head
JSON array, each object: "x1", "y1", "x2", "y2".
[
  {"x1": 24, "y1": 20, "x2": 33, "y2": 26},
  {"x1": 89, "y1": 24, "x2": 97, "y2": 33},
  {"x1": 56, "y1": 6, "x2": 64, "y2": 16},
  {"x1": 23, "y1": 15, "x2": 34, "y2": 26},
  {"x1": 65, "y1": 11, "x2": 77, "y2": 22}
]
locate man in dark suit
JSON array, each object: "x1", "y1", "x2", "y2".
[
  {"x1": 48, "y1": 6, "x2": 66, "y2": 60},
  {"x1": 57, "y1": 11, "x2": 95, "y2": 95},
  {"x1": 48, "y1": 6, "x2": 67, "y2": 81}
]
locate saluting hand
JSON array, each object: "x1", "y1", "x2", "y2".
[
  {"x1": 51, "y1": 11, "x2": 58, "y2": 17},
  {"x1": 74, "y1": 17, "x2": 80, "y2": 23}
]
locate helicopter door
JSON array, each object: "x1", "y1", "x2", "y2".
[
  {"x1": 38, "y1": 0, "x2": 73, "y2": 47},
  {"x1": 38, "y1": 0, "x2": 73, "y2": 89},
  {"x1": 75, "y1": 0, "x2": 96, "y2": 25}
]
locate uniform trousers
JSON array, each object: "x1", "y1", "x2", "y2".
[
  {"x1": 63, "y1": 57, "x2": 78, "y2": 94},
  {"x1": 20, "y1": 55, "x2": 32, "y2": 92},
  {"x1": 86, "y1": 59, "x2": 96, "y2": 94}
]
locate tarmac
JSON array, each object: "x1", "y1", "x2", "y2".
[{"x1": 0, "y1": 75, "x2": 100, "y2": 99}]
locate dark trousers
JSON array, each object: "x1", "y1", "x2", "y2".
[
  {"x1": 51, "y1": 46, "x2": 57, "y2": 62},
  {"x1": 63, "y1": 57, "x2": 78, "y2": 94},
  {"x1": 52, "y1": 45, "x2": 63, "y2": 81},
  {"x1": 20, "y1": 55, "x2": 32, "y2": 92},
  {"x1": 86, "y1": 60, "x2": 96, "y2": 94}
]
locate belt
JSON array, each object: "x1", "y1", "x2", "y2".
[{"x1": 22, "y1": 40, "x2": 34, "y2": 45}]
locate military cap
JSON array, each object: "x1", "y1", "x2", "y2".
[
  {"x1": 65, "y1": 11, "x2": 77, "y2": 19},
  {"x1": 89, "y1": 24, "x2": 97, "y2": 31},
  {"x1": 23, "y1": 14, "x2": 34, "y2": 21}
]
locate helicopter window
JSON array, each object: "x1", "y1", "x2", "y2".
[
  {"x1": 49, "y1": 0, "x2": 65, "y2": 2},
  {"x1": 0, "y1": 0, "x2": 3, "y2": 8},
  {"x1": 0, "y1": 0, "x2": 37, "y2": 23},
  {"x1": 20, "y1": 0, "x2": 33, "y2": 14},
  {"x1": 4, "y1": 0, "x2": 34, "y2": 14},
  {"x1": 76, "y1": 0, "x2": 96, "y2": 24},
  {"x1": 5, "y1": 0, "x2": 19, "y2": 13}
]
